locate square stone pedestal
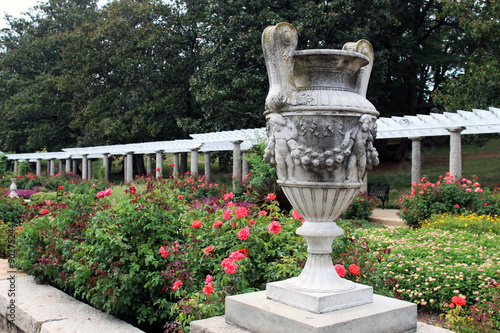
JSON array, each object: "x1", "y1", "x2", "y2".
[{"x1": 191, "y1": 290, "x2": 417, "y2": 333}]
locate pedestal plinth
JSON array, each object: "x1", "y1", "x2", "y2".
[{"x1": 191, "y1": 290, "x2": 418, "y2": 333}]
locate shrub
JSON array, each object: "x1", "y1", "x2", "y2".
[
  {"x1": 29, "y1": 192, "x2": 58, "y2": 203},
  {"x1": 0, "y1": 220, "x2": 10, "y2": 258},
  {"x1": 341, "y1": 193, "x2": 377, "y2": 220},
  {"x1": 0, "y1": 196, "x2": 26, "y2": 224},
  {"x1": 399, "y1": 174, "x2": 500, "y2": 228}
]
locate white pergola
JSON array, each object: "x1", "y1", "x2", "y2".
[
  {"x1": 376, "y1": 107, "x2": 500, "y2": 184},
  {"x1": 4, "y1": 108, "x2": 498, "y2": 186}
]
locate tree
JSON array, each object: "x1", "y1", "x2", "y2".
[
  {"x1": 433, "y1": 0, "x2": 500, "y2": 112},
  {"x1": 0, "y1": 0, "x2": 99, "y2": 152}
]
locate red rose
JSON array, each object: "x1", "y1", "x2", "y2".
[
  {"x1": 172, "y1": 280, "x2": 183, "y2": 291},
  {"x1": 451, "y1": 296, "x2": 466, "y2": 307},
  {"x1": 348, "y1": 264, "x2": 360, "y2": 275},
  {"x1": 41, "y1": 209, "x2": 49, "y2": 215},
  {"x1": 235, "y1": 206, "x2": 248, "y2": 218},
  {"x1": 266, "y1": 193, "x2": 276, "y2": 200},
  {"x1": 159, "y1": 246, "x2": 169, "y2": 258},
  {"x1": 213, "y1": 220, "x2": 223, "y2": 228},
  {"x1": 58, "y1": 185, "x2": 64, "y2": 190},
  {"x1": 204, "y1": 246, "x2": 214, "y2": 254},
  {"x1": 192, "y1": 220, "x2": 203, "y2": 228},
  {"x1": 203, "y1": 283, "x2": 213, "y2": 296}
]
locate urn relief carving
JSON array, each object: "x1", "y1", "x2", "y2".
[{"x1": 263, "y1": 23, "x2": 379, "y2": 298}]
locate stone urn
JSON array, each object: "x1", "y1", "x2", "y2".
[
  {"x1": 262, "y1": 23, "x2": 379, "y2": 308},
  {"x1": 9, "y1": 178, "x2": 19, "y2": 199}
]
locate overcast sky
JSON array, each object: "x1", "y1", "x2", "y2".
[{"x1": 1, "y1": 0, "x2": 108, "y2": 29}]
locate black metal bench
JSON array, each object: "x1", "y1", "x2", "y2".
[{"x1": 367, "y1": 183, "x2": 390, "y2": 209}]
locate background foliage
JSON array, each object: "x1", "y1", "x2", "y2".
[{"x1": 0, "y1": 0, "x2": 498, "y2": 155}]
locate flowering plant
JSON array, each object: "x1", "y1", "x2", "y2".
[{"x1": 399, "y1": 174, "x2": 500, "y2": 228}]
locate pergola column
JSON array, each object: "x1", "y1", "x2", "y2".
[
  {"x1": 65, "y1": 157, "x2": 72, "y2": 174},
  {"x1": 146, "y1": 154, "x2": 152, "y2": 175},
  {"x1": 50, "y1": 159, "x2": 56, "y2": 176},
  {"x1": 72, "y1": 159, "x2": 78, "y2": 175},
  {"x1": 126, "y1": 152, "x2": 134, "y2": 183},
  {"x1": 232, "y1": 140, "x2": 243, "y2": 187},
  {"x1": 155, "y1": 150, "x2": 164, "y2": 178},
  {"x1": 14, "y1": 160, "x2": 18, "y2": 173},
  {"x1": 82, "y1": 154, "x2": 89, "y2": 180},
  {"x1": 173, "y1": 153, "x2": 180, "y2": 175},
  {"x1": 410, "y1": 137, "x2": 424, "y2": 185},
  {"x1": 242, "y1": 149, "x2": 249, "y2": 181},
  {"x1": 88, "y1": 159, "x2": 93, "y2": 179},
  {"x1": 204, "y1": 151, "x2": 211, "y2": 182},
  {"x1": 102, "y1": 153, "x2": 110, "y2": 181},
  {"x1": 36, "y1": 159, "x2": 42, "y2": 176},
  {"x1": 447, "y1": 127, "x2": 465, "y2": 180},
  {"x1": 59, "y1": 160, "x2": 63, "y2": 174},
  {"x1": 190, "y1": 148, "x2": 200, "y2": 176}
]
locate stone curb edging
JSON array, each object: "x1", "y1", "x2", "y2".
[{"x1": 0, "y1": 275, "x2": 145, "y2": 333}]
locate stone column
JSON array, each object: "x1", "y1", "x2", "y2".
[
  {"x1": 82, "y1": 154, "x2": 88, "y2": 180},
  {"x1": 88, "y1": 159, "x2": 93, "y2": 179},
  {"x1": 72, "y1": 159, "x2": 78, "y2": 175},
  {"x1": 146, "y1": 154, "x2": 152, "y2": 175},
  {"x1": 102, "y1": 153, "x2": 110, "y2": 181},
  {"x1": 204, "y1": 152, "x2": 211, "y2": 182},
  {"x1": 126, "y1": 152, "x2": 134, "y2": 183},
  {"x1": 36, "y1": 159, "x2": 42, "y2": 176},
  {"x1": 50, "y1": 159, "x2": 56, "y2": 176},
  {"x1": 173, "y1": 153, "x2": 180, "y2": 175},
  {"x1": 232, "y1": 140, "x2": 243, "y2": 187},
  {"x1": 447, "y1": 127, "x2": 465, "y2": 180},
  {"x1": 242, "y1": 149, "x2": 249, "y2": 181},
  {"x1": 410, "y1": 137, "x2": 424, "y2": 185},
  {"x1": 65, "y1": 158, "x2": 71, "y2": 174},
  {"x1": 58, "y1": 160, "x2": 63, "y2": 174},
  {"x1": 14, "y1": 160, "x2": 18, "y2": 173},
  {"x1": 190, "y1": 148, "x2": 200, "y2": 176},
  {"x1": 155, "y1": 150, "x2": 164, "y2": 178}
]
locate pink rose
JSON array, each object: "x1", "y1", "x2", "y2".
[
  {"x1": 334, "y1": 264, "x2": 346, "y2": 277},
  {"x1": 104, "y1": 188, "x2": 112, "y2": 196},
  {"x1": 204, "y1": 246, "x2": 214, "y2": 254},
  {"x1": 222, "y1": 209, "x2": 232, "y2": 220},
  {"x1": 235, "y1": 206, "x2": 248, "y2": 218},
  {"x1": 224, "y1": 261, "x2": 238, "y2": 275},
  {"x1": 248, "y1": 219, "x2": 255, "y2": 225},
  {"x1": 58, "y1": 185, "x2": 64, "y2": 190},
  {"x1": 213, "y1": 220, "x2": 223, "y2": 228},
  {"x1": 159, "y1": 245, "x2": 169, "y2": 258},
  {"x1": 224, "y1": 192, "x2": 235, "y2": 200},
  {"x1": 237, "y1": 226, "x2": 250, "y2": 241},
  {"x1": 205, "y1": 275, "x2": 213, "y2": 284},
  {"x1": 268, "y1": 221, "x2": 282, "y2": 235},
  {"x1": 292, "y1": 210, "x2": 303, "y2": 220},
  {"x1": 259, "y1": 210, "x2": 267, "y2": 216},
  {"x1": 266, "y1": 193, "x2": 276, "y2": 200},
  {"x1": 229, "y1": 251, "x2": 245, "y2": 261}
]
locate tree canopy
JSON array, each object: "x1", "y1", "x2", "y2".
[{"x1": 0, "y1": 0, "x2": 498, "y2": 153}]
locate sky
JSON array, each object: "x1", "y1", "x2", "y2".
[{"x1": 1, "y1": 0, "x2": 108, "y2": 29}]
